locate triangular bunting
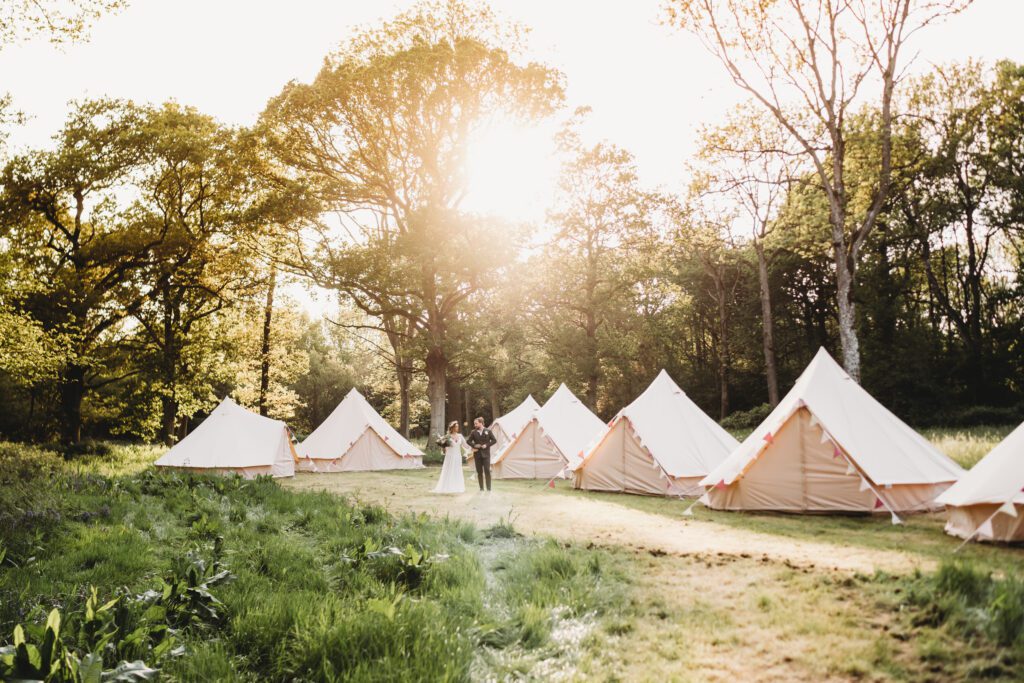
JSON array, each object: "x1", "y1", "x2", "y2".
[
  {"x1": 845, "y1": 463, "x2": 856, "y2": 476},
  {"x1": 998, "y1": 501, "x2": 1019, "y2": 518},
  {"x1": 698, "y1": 492, "x2": 711, "y2": 505},
  {"x1": 891, "y1": 512, "x2": 903, "y2": 525},
  {"x1": 873, "y1": 497, "x2": 884, "y2": 510},
  {"x1": 859, "y1": 478, "x2": 871, "y2": 492},
  {"x1": 762, "y1": 432, "x2": 774, "y2": 444},
  {"x1": 819, "y1": 430, "x2": 831, "y2": 444},
  {"x1": 547, "y1": 479, "x2": 555, "y2": 489},
  {"x1": 808, "y1": 413, "x2": 819, "y2": 428},
  {"x1": 977, "y1": 519, "x2": 995, "y2": 539},
  {"x1": 832, "y1": 445, "x2": 842, "y2": 460},
  {"x1": 715, "y1": 479, "x2": 727, "y2": 490}
]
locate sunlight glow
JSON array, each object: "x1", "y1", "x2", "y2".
[{"x1": 463, "y1": 119, "x2": 561, "y2": 223}]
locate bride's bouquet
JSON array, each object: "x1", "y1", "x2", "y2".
[{"x1": 434, "y1": 433, "x2": 453, "y2": 449}]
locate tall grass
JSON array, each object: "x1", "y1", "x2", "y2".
[
  {"x1": 920, "y1": 425, "x2": 1014, "y2": 469},
  {"x1": 0, "y1": 441, "x2": 630, "y2": 681}
]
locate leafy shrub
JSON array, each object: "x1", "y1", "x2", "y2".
[
  {"x1": 0, "y1": 603, "x2": 157, "y2": 682},
  {"x1": 720, "y1": 403, "x2": 773, "y2": 430},
  {"x1": 139, "y1": 545, "x2": 234, "y2": 631},
  {"x1": 59, "y1": 440, "x2": 113, "y2": 459}
]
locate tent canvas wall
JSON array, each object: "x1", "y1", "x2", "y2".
[
  {"x1": 575, "y1": 370, "x2": 738, "y2": 496},
  {"x1": 700, "y1": 348, "x2": 964, "y2": 514},
  {"x1": 490, "y1": 395, "x2": 541, "y2": 452},
  {"x1": 297, "y1": 388, "x2": 423, "y2": 472},
  {"x1": 492, "y1": 384, "x2": 604, "y2": 480},
  {"x1": 155, "y1": 397, "x2": 296, "y2": 478},
  {"x1": 937, "y1": 422, "x2": 1024, "y2": 543}
]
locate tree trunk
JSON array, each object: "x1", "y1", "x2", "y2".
[
  {"x1": 489, "y1": 384, "x2": 499, "y2": 424},
  {"x1": 834, "y1": 247, "x2": 861, "y2": 382},
  {"x1": 425, "y1": 346, "x2": 447, "y2": 440},
  {"x1": 754, "y1": 242, "x2": 779, "y2": 406},
  {"x1": 584, "y1": 309, "x2": 599, "y2": 411},
  {"x1": 464, "y1": 387, "x2": 471, "y2": 427},
  {"x1": 396, "y1": 363, "x2": 412, "y2": 437},
  {"x1": 159, "y1": 282, "x2": 179, "y2": 445},
  {"x1": 715, "y1": 272, "x2": 730, "y2": 420},
  {"x1": 259, "y1": 265, "x2": 277, "y2": 417},
  {"x1": 60, "y1": 364, "x2": 87, "y2": 444},
  {"x1": 160, "y1": 396, "x2": 179, "y2": 446}
]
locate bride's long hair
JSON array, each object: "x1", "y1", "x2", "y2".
[{"x1": 448, "y1": 421, "x2": 460, "y2": 434}]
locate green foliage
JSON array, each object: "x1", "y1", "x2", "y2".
[
  {"x1": 0, "y1": 442, "x2": 631, "y2": 680},
  {"x1": 0, "y1": 604, "x2": 158, "y2": 683},
  {"x1": 719, "y1": 403, "x2": 773, "y2": 430}
]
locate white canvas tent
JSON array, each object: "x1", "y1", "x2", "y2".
[
  {"x1": 575, "y1": 370, "x2": 738, "y2": 496},
  {"x1": 490, "y1": 395, "x2": 541, "y2": 451},
  {"x1": 297, "y1": 388, "x2": 423, "y2": 472},
  {"x1": 492, "y1": 384, "x2": 604, "y2": 480},
  {"x1": 936, "y1": 422, "x2": 1024, "y2": 543},
  {"x1": 155, "y1": 397, "x2": 297, "y2": 478},
  {"x1": 699, "y1": 348, "x2": 964, "y2": 515}
]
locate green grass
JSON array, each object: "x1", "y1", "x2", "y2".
[
  {"x1": 536, "y1": 424, "x2": 1024, "y2": 573},
  {"x1": 0, "y1": 442, "x2": 630, "y2": 681},
  {"x1": 2, "y1": 426, "x2": 1022, "y2": 681}
]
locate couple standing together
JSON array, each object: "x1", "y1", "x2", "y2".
[{"x1": 432, "y1": 417, "x2": 496, "y2": 494}]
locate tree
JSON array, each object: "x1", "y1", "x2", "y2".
[
  {"x1": 128, "y1": 105, "x2": 256, "y2": 443},
  {"x1": 0, "y1": 0, "x2": 126, "y2": 47},
  {"x1": 0, "y1": 99, "x2": 165, "y2": 442},
  {"x1": 694, "y1": 103, "x2": 801, "y2": 405},
  {"x1": 260, "y1": 0, "x2": 563, "y2": 439},
  {"x1": 889, "y1": 60, "x2": 1024, "y2": 401},
  {"x1": 666, "y1": 0, "x2": 972, "y2": 381},
  {"x1": 531, "y1": 130, "x2": 660, "y2": 413},
  {"x1": 1, "y1": 1, "x2": 127, "y2": 151}
]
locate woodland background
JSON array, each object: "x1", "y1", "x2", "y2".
[{"x1": 0, "y1": 0, "x2": 1021, "y2": 448}]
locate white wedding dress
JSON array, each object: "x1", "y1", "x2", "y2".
[{"x1": 433, "y1": 433, "x2": 470, "y2": 494}]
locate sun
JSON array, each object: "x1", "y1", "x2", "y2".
[{"x1": 463, "y1": 118, "x2": 560, "y2": 224}]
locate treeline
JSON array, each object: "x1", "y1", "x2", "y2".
[{"x1": 0, "y1": 1, "x2": 1021, "y2": 447}]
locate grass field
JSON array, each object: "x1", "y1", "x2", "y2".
[{"x1": 1, "y1": 426, "x2": 1022, "y2": 681}]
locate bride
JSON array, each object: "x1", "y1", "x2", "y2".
[{"x1": 433, "y1": 421, "x2": 471, "y2": 494}]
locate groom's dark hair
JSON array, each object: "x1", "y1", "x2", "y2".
[{"x1": 474, "y1": 416, "x2": 484, "y2": 425}]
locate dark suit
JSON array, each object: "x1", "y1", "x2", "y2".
[{"x1": 466, "y1": 427, "x2": 497, "y2": 491}]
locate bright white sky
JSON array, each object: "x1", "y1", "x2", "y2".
[{"x1": 2, "y1": 0, "x2": 1021, "y2": 311}]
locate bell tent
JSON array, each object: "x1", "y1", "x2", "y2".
[
  {"x1": 154, "y1": 397, "x2": 297, "y2": 478},
  {"x1": 936, "y1": 422, "x2": 1024, "y2": 543},
  {"x1": 490, "y1": 395, "x2": 541, "y2": 451},
  {"x1": 574, "y1": 370, "x2": 738, "y2": 496},
  {"x1": 297, "y1": 388, "x2": 423, "y2": 472},
  {"x1": 492, "y1": 384, "x2": 604, "y2": 480},
  {"x1": 699, "y1": 348, "x2": 964, "y2": 516}
]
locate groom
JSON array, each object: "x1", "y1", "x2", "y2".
[{"x1": 466, "y1": 416, "x2": 497, "y2": 492}]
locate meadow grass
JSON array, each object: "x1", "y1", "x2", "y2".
[
  {"x1": 2, "y1": 426, "x2": 1022, "y2": 681},
  {"x1": 0, "y1": 442, "x2": 630, "y2": 681}
]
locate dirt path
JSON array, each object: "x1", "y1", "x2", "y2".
[{"x1": 285, "y1": 470, "x2": 931, "y2": 574}]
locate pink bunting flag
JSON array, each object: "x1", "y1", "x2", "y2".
[
  {"x1": 547, "y1": 479, "x2": 555, "y2": 489},
  {"x1": 832, "y1": 445, "x2": 842, "y2": 460},
  {"x1": 762, "y1": 432, "x2": 774, "y2": 444},
  {"x1": 715, "y1": 479, "x2": 727, "y2": 490},
  {"x1": 874, "y1": 497, "x2": 884, "y2": 510}
]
